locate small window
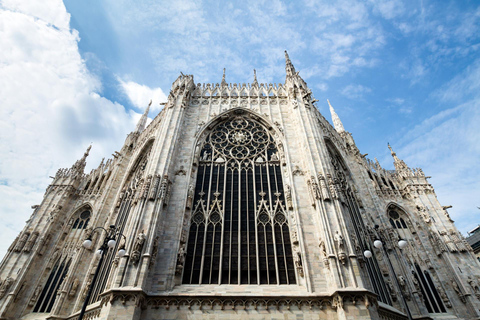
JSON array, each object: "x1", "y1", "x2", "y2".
[{"x1": 72, "y1": 210, "x2": 91, "y2": 230}]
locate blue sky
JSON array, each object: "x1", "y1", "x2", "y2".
[{"x1": 0, "y1": 0, "x2": 479, "y2": 257}]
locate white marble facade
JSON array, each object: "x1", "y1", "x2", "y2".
[{"x1": 0, "y1": 53, "x2": 479, "y2": 320}]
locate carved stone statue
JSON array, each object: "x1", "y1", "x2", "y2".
[
  {"x1": 186, "y1": 184, "x2": 194, "y2": 209},
  {"x1": 131, "y1": 231, "x2": 146, "y2": 264},
  {"x1": 334, "y1": 231, "x2": 345, "y2": 250},
  {"x1": 285, "y1": 184, "x2": 293, "y2": 210},
  {"x1": 23, "y1": 232, "x2": 39, "y2": 253},
  {"x1": 28, "y1": 285, "x2": 42, "y2": 306},
  {"x1": 175, "y1": 245, "x2": 186, "y2": 275},
  {"x1": 317, "y1": 174, "x2": 330, "y2": 200},
  {"x1": 0, "y1": 277, "x2": 14, "y2": 299},
  {"x1": 327, "y1": 174, "x2": 338, "y2": 199},
  {"x1": 14, "y1": 232, "x2": 30, "y2": 252},
  {"x1": 437, "y1": 286, "x2": 452, "y2": 308},
  {"x1": 386, "y1": 279, "x2": 397, "y2": 301},
  {"x1": 69, "y1": 278, "x2": 79, "y2": 298}
]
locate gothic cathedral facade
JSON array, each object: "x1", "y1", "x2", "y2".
[{"x1": 1, "y1": 52, "x2": 479, "y2": 320}]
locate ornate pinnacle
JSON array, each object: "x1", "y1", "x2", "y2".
[
  {"x1": 285, "y1": 50, "x2": 296, "y2": 78},
  {"x1": 327, "y1": 100, "x2": 345, "y2": 133},
  {"x1": 221, "y1": 68, "x2": 227, "y2": 87},
  {"x1": 387, "y1": 143, "x2": 409, "y2": 171},
  {"x1": 252, "y1": 69, "x2": 258, "y2": 87}
]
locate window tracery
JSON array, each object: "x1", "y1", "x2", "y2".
[{"x1": 183, "y1": 115, "x2": 296, "y2": 285}]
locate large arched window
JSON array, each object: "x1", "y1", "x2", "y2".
[{"x1": 183, "y1": 115, "x2": 296, "y2": 285}]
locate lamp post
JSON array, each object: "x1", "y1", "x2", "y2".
[
  {"x1": 363, "y1": 225, "x2": 412, "y2": 320},
  {"x1": 78, "y1": 225, "x2": 126, "y2": 320}
]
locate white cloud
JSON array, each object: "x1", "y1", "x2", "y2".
[
  {"x1": 340, "y1": 84, "x2": 372, "y2": 99},
  {"x1": 0, "y1": 1, "x2": 138, "y2": 257},
  {"x1": 119, "y1": 79, "x2": 168, "y2": 111}
]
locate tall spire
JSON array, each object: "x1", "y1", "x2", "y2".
[
  {"x1": 252, "y1": 69, "x2": 258, "y2": 87},
  {"x1": 285, "y1": 50, "x2": 296, "y2": 78},
  {"x1": 221, "y1": 68, "x2": 227, "y2": 87},
  {"x1": 328, "y1": 100, "x2": 345, "y2": 133},
  {"x1": 135, "y1": 100, "x2": 151, "y2": 133},
  {"x1": 71, "y1": 144, "x2": 91, "y2": 177},
  {"x1": 388, "y1": 143, "x2": 409, "y2": 171}
]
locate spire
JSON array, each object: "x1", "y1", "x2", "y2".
[
  {"x1": 221, "y1": 68, "x2": 227, "y2": 87},
  {"x1": 135, "y1": 100, "x2": 151, "y2": 133},
  {"x1": 71, "y1": 144, "x2": 91, "y2": 177},
  {"x1": 285, "y1": 50, "x2": 296, "y2": 78},
  {"x1": 388, "y1": 143, "x2": 409, "y2": 171},
  {"x1": 327, "y1": 100, "x2": 345, "y2": 133},
  {"x1": 252, "y1": 69, "x2": 258, "y2": 87}
]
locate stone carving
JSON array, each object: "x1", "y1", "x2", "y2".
[
  {"x1": 131, "y1": 231, "x2": 146, "y2": 264},
  {"x1": 440, "y1": 230, "x2": 457, "y2": 253},
  {"x1": 46, "y1": 250, "x2": 59, "y2": 270},
  {"x1": 317, "y1": 174, "x2": 330, "y2": 200},
  {"x1": 292, "y1": 165, "x2": 304, "y2": 176},
  {"x1": 0, "y1": 277, "x2": 14, "y2": 299},
  {"x1": 28, "y1": 285, "x2": 42, "y2": 306},
  {"x1": 293, "y1": 248, "x2": 304, "y2": 277},
  {"x1": 14, "y1": 232, "x2": 30, "y2": 252},
  {"x1": 450, "y1": 230, "x2": 467, "y2": 252},
  {"x1": 429, "y1": 231, "x2": 446, "y2": 256},
  {"x1": 386, "y1": 279, "x2": 397, "y2": 301},
  {"x1": 306, "y1": 180, "x2": 316, "y2": 208},
  {"x1": 467, "y1": 276, "x2": 480, "y2": 294},
  {"x1": 442, "y1": 205, "x2": 454, "y2": 222},
  {"x1": 331, "y1": 294, "x2": 343, "y2": 310},
  {"x1": 149, "y1": 236, "x2": 160, "y2": 269},
  {"x1": 186, "y1": 184, "x2": 194, "y2": 209},
  {"x1": 452, "y1": 280, "x2": 466, "y2": 303},
  {"x1": 416, "y1": 205, "x2": 431, "y2": 223},
  {"x1": 23, "y1": 232, "x2": 39, "y2": 253},
  {"x1": 69, "y1": 278, "x2": 79, "y2": 298},
  {"x1": 148, "y1": 175, "x2": 160, "y2": 200},
  {"x1": 158, "y1": 175, "x2": 171, "y2": 206},
  {"x1": 37, "y1": 234, "x2": 50, "y2": 255},
  {"x1": 175, "y1": 166, "x2": 187, "y2": 176},
  {"x1": 437, "y1": 286, "x2": 452, "y2": 308},
  {"x1": 285, "y1": 184, "x2": 293, "y2": 210},
  {"x1": 175, "y1": 244, "x2": 186, "y2": 275},
  {"x1": 327, "y1": 174, "x2": 338, "y2": 199},
  {"x1": 319, "y1": 239, "x2": 329, "y2": 269},
  {"x1": 334, "y1": 231, "x2": 345, "y2": 249},
  {"x1": 334, "y1": 231, "x2": 347, "y2": 265},
  {"x1": 141, "y1": 175, "x2": 152, "y2": 199}
]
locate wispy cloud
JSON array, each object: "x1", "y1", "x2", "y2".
[
  {"x1": 341, "y1": 84, "x2": 371, "y2": 99},
  {"x1": 119, "y1": 79, "x2": 167, "y2": 111}
]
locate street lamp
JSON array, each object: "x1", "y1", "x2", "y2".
[
  {"x1": 363, "y1": 225, "x2": 413, "y2": 320},
  {"x1": 78, "y1": 225, "x2": 126, "y2": 320}
]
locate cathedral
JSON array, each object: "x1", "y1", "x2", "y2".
[{"x1": 1, "y1": 52, "x2": 480, "y2": 320}]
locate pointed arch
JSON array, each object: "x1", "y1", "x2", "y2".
[
  {"x1": 325, "y1": 137, "x2": 392, "y2": 305},
  {"x1": 183, "y1": 109, "x2": 295, "y2": 285},
  {"x1": 386, "y1": 202, "x2": 411, "y2": 230}
]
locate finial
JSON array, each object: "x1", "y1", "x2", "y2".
[
  {"x1": 252, "y1": 69, "x2": 258, "y2": 87},
  {"x1": 327, "y1": 100, "x2": 345, "y2": 133},
  {"x1": 388, "y1": 143, "x2": 394, "y2": 154},
  {"x1": 221, "y1": 68, "x2": 227, "y2": 86},
  {"x1": 148, "y1": 99, "x2": 152, "y2": 107},
  {"x1": 284, "y1": 50, "x2": 296, "y2": 79},
  {"x1": 85, "y1": 144, "x2": 92, "y2": 157}
]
